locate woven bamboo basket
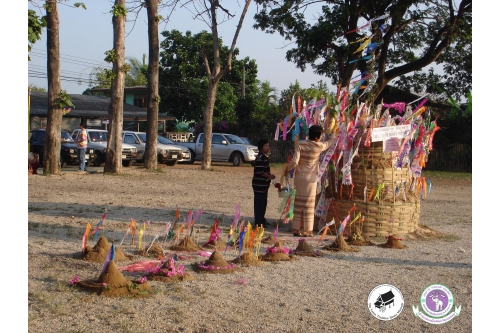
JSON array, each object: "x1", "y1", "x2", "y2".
[
  {"x1": 320, "y1": 198, "x2": 420, "y2": 237},
  {"x1": 317, "y1": 136, "x2": 421, "y2": 236}
]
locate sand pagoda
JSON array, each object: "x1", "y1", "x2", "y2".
[
  {"x1": 323, "y1": 234, "x2": 360, "y2": 252},
  {"x1": 135, "y1": 241, "x2": 165, "y2": 257},
  {"x1": 75, "y1": 260, "x2": 151, "y2": 297},
  {"x1": 292, "y1": 238, "x2": 324, "y2": 257},
  {"x1": 378, "y1": 234, "x2": 408, "y2": 249},
  {"x1": 261, "y1": 241, "x2": 293, "y2": 262},
  {"x1": 346, "y1": 226, "x2": 376, "y2": 246},
  {"x1": 193, "y1": 250, "x2": 241, "y2": 274},
  {"x1": 81, "y1": 236, "x2": 133, "y2": 262},
  {"x1": 171, "y1": 236, "x2": 203, "y2": 252},
  {"x1": 231, "y1": 251, "x2": 263, "y2": 267}
]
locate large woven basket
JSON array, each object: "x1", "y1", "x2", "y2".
[
  {"x1": 318, "y1": 137, "x2": 421, "y2": 236},
  {"x1": 320, "y1": 198, "x2": 420, "y2": 237}
]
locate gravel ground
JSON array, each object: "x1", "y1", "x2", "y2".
[{"x1": 27, "y1": 162, "x2": 472, "y2": 333}]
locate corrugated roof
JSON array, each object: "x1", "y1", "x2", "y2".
[{"x1": 29, "y1": 92, "x2": 173, "y2": 120}]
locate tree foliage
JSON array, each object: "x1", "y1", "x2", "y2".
[
  {"x1": 158, "y1": 29, "x2": 258, "y2": 124},
  {"x1": 253, "y1": 0, "x2": 472, "y2": 102},
  {"x1": 28, "y1": 9, "x2": 45, "y2": 60}
]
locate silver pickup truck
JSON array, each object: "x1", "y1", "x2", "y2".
[
  {"x1": 176, "y1": 133, "x2": 259, "y2": 166},
  {"x1": 71, "y1": 129, "x2": 138, "y2": 167}
]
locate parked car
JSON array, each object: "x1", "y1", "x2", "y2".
[
  {"x1": 157, "y1": 135, "x2": 192, "y2": 163},
  {"x1": 239, "y1": 137, "x2": 253, "y2": 145},
  {"x1": 122, "y1": 131, "x2": 184, "y2": 166},
  {"x1": 71, "y1": 129, "x2": 138, "y2": 167},
  {"x1": 30, "y1": 129, "x2": 96, "y2": 168},
  {"x1": 176, "y1": 133, "x2": 259, "y2": 166}
]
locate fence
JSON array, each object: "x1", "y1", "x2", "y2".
[
  {"x1": 425, "y1": 143, "x2": 472, "y2": 172},
  {"x1": 259, "y1": 133, "x2": 471, "y2": 173},
  {"x1": 260, "y1": 133, "x2": 295, "y2": 163}
]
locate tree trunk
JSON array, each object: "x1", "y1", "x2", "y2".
[
  {"x1": 200, "y1": 0, "x2": 252, "y2": 170},
  {"x1": 44, "y1": 0, "x2": 62, "y2": 175},
  {"x1": 144, "y1": 0, "x2": 159, "y2": 169},
  {"x1": 105, "y1": 0, "x2": 126, "y2": 173},
  {"x1": 201, "y1": 81, "x2": 218, "y2": 169}
]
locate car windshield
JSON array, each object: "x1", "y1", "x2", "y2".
[
  {"x1": 157, "y1": 136, "x2": 174, "y2": 144},
  {"x1": 137, "y1": 133, "x2": 147, "y2": 142},
  {"x1": 88, "y1": 131, "x2": 107, "y2": 142},
  {"x1": 61, "y1": 131, "x2": 74, "y2": 143},
  {"x1": 225, "y1": 134, "x2": 246, "y2": 144}
]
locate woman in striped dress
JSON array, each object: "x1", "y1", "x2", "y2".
[{"x1": 286, "y1": 125, "x2": 335, "y2": 237}]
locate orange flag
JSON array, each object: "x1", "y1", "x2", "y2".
[
  {"x1": 129, "y1": 218, "x2": 137, "y2": 245},
  {"x1": 367, "y1": 187, "x2": 375, "y2": 201},
  {"x1": 81, "y1": 222, "x2": 92, "y2": 253},
  {"x1": 174, "y1": 207, "x2": 180, "y2": 222},
  {"x1": 317, "y1": 226, "x2": 329, "y2": 246}
]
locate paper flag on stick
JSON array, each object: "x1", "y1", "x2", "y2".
[
  {"x1": 318, "y1": 219, "x2": 335, "y2": 234},
  {"x1": 337, "y1": 215, "x2": 350, "y2": 236},
  {"x1": 174, "y1": 206, "x2": 180, "y2": 222},
  {"x1": 100, "y1": 244, "x2": 115, "y2": 276},
  {"x1": 146, "y1": 234, "x2": 159, "y2": 253},
  {"x1": 129, "y1": 218, "x2": 137, "y2": 245},
  {"x1": 120, "y1": 227, "x2": 130, "y2": 246},
  {"x1": 90, "y1": 220, "x2": 103, "y2": 235},
  {"x1": 317, "y1": 226, "x2": 329, "y2": 246},
  {"x1": 82, "y1": 223, "x2": 91, "y2": 253},
  {"x1": 238, "y1": 231, "x2": 245, "y2": 256},
  {"x1": 193, "y1": 209, "x2": 203, "y2": 224}
]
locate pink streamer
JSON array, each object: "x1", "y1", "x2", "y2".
[{"x1": 383, "y1": 102, "x2": 406, "y2": 114}]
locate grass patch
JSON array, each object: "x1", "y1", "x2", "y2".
[
  {"x1": 28, "y1": 222, "x2": 40, "y2": 230},
  {"x1": 422, "y1": 170, "x2": 472, "y2": 180},
  {"x1": 442, "y1": 234, "x2": 461, "y2": 242}
]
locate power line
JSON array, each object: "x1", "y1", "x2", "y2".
[{"x1": 30, "y1": 47, "x2": 111, "y2": 68}]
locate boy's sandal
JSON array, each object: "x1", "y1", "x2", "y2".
[
  {"x1": 302, "y1": 231, "x2": 314, "y2": 237},
  {"x1": 292, "y1": 229, "x2": 303, "y2": 237}
]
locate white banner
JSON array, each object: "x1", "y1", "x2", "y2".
[{"x1": 371, "y1": 125, "x2": 411, "y2": 142}]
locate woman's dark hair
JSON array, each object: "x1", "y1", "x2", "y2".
[
  {"x1": 308, "y1": 125, "x2": 323, "y2": 141},
  {"x1": 257, "y1": 139, "x2": 269, "y2": 151},
  {"x1": 80, "y1": 122, "x2": 87, "y2": 129}
]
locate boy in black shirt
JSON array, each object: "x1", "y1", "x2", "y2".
[{"x1": 252, "y1": 139, "x2": 276, "y2": 228}]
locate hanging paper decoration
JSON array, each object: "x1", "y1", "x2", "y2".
[
  {"x1": 274, "y1": 122, "x2": 280, "y2": 141},
  {"x1": 383, "y1": 102, "x2": 406, "y2": 114}
]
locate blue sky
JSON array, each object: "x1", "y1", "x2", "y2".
[{"x1": 27, "y1": 0, "x2": 335, "y2": 95}]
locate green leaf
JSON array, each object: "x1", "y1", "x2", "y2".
[{"x1": 74, "y1": 3, "x2": 86, "y2": 10}]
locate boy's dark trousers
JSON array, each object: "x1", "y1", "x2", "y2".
[{"x1": 253, "y1": 190, "x2": 268, "y2": 227}]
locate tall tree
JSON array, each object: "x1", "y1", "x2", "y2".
[
  {"x1": 159, "y1": 30, "x2": 258, "y2": 126},
  {"x1": 165, "y1": 0, "x2": 252, "y2": 170},
  {"x1": 105, "y1": 0, "x2": 127, "y2": 173},
  {"x1": 253, "y1": 0, "x2": 472, "y2": 102},
  {"x1": 43, "y1": 0, "x2": 63, "y2": 175},
  {"x1": 143, "y1": 0, "x2": 160, "y2": 170}
]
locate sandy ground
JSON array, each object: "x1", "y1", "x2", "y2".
[{"x1": 27, "y1": 162, "x2": 472, "y2": 333}]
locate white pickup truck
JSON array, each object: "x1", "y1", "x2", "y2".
[{"x1": 176, "y1": 133, "x2": 259, "y2": 166}]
